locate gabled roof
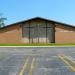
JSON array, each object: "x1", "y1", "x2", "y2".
[{"x1": 0, "y1": 17, "x2": 75, "y2": 30}]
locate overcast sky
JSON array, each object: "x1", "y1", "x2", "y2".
[{"x1": 0, "y1": 0, "x2": 75, "y2": 26}]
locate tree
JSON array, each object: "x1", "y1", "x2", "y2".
[{"x1": 0, "y1": 14, "x2": 7, "y2": 28}]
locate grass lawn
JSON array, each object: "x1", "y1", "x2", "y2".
[{"x1": 0, "y1": 43, "x2": 75, "y2": 46}]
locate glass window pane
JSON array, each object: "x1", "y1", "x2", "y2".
[
  {"x1": 23, "y1": 22, "x2": 29, "y2": 27},
  {"x1": 47, "y1": 22, "x2": 53, "y2": 27}
]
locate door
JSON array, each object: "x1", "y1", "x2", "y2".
[
  {"x1": 22, "y1": 24, "x2": 29, "y2": 43},
  {"x1": 38, "y1": 23, "x2": 46, "y2": 43},
  {"x1": 29, "y1": 22, "x2": 38, "y2": 44},
  {"x1": 39, "y1": 27, "x2": 47, "y2": 43},
  {"x1": 47, "y1": 27, "x2": 54, "y2": 43}
]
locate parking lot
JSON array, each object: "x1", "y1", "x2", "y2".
[{"x1": 0, "y1": 47, "x2": 75, "y2": 75}]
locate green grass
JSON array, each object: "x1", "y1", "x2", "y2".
[{"x1": 0, "y1": 43, "x2": 75, "y2": 46}]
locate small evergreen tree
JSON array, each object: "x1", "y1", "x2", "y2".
[{"x1": 0, "y1": 14, "x2": 7, "y2": 28}]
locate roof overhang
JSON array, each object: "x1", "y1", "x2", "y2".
[{"x1": 0, "y1": 17, "x2": 75, "y2": 30}]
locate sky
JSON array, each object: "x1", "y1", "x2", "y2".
[{"x1": 0, "y1": 0, "x2": 75, "y2": 26}]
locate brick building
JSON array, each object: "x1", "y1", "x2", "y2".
[{"x1": 0, "y1": 17, "x2": 75, "y2": 44}]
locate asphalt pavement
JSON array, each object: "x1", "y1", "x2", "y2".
[{"x1": 0, "y1": 47, "x2": 75, "y2": 75}]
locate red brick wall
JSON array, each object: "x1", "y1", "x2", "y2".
[
  {"x1": 0, "y1": 25, "x2": 22, "y2": 44},
  {"x1": 55, "y1": 24, "x2": 75, "y2": 43},
  {"x1": 0, "y1": 20, "x2": 75, "y2": 44}
]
